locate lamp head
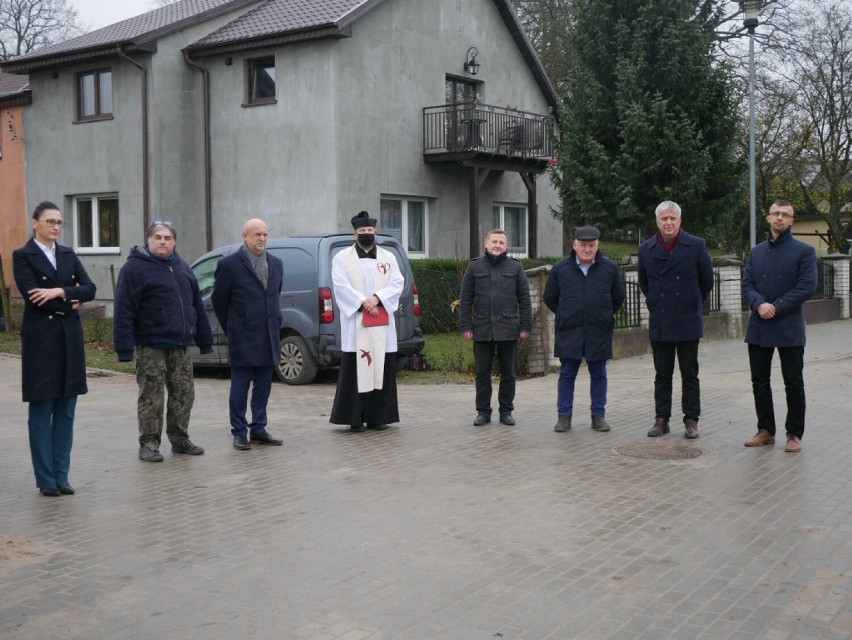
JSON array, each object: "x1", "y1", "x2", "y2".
[
  {"x1": 464, "y1": 47, "x2": 480, "y2": 76},
  {"x1": 738, "y1": 0, "x2": 762, "y2": 29}
]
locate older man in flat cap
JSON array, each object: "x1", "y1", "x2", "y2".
[
  {"x1": 329, "y1": 211, "x2": 405, "y2": 431},
  {"x1": 544, "y1": 226, "x2": 625, "y2": 432}
]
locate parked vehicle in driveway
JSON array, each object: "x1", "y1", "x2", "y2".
[{"x1": 189, "y1": 234, "x2": 424, "y2": 384}]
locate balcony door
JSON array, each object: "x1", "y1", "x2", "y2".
[{"x1": 445, "y1": 77, "x2": 478, "y2": 149}]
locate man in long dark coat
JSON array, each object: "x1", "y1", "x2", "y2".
[
  {"x1": 544, "y1": 226, "x2": 625, "y2": 433},
  {"x1": 742, "y1": 200, "x2": 817, "y2": 453},
  {"x1": 212, "y1": 218, "x2": 284, "y2": 450},
  {"x1": 638, "y1": 201, "x2": 714, "y2": 439}
]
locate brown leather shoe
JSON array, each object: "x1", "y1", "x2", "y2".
[
  {"x1": 684, "y1": 418, "x2": 699, "y2": 439},
  {"x1": 785, "y1": 434, "x2": 802, "y2": 452},
  {"x1": 745, "y1": 429, "x2": 775, "y2": 447},
  {"x1": 647, "y1": 418, "x2": 670, "y2": 437}
]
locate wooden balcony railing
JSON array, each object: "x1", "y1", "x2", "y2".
[{"x1": 423, "y1": 102, "x2": 554, "y2": 159}]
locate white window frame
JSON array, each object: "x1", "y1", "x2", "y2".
[
  {"x1": 380, "y1": 196, "x2": 429, "y2": 258},
  {"x1": 72, "y1": 194, "x2": 121, "y2": 255},
  {"x1": 492, "y1": 203, "x2": 528, "y2": 258}
]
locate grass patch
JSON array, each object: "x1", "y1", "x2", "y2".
[
  {"x1": 421, "y1": 332, "x2": 476, "y2": 374},
  {"x1": 0, "y1": 329, "x2": 135, "y2": 375}
]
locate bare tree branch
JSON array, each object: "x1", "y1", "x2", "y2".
[{"x1": 0, "y1": 0, "x2": 82, "y2": 61}]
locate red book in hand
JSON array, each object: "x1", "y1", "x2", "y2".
[{"x1": 363, "y1": 306, "x2": 390, "y2": 327}]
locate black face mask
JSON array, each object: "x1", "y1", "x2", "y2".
[{"x1": 357, "y1": 233, "x2": 375, "y2": 248}]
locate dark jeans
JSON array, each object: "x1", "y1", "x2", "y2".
[
  {"x1": 28, "y1": 396, "x2": 77, "y2": 490},
  {"x1": 229, "y1": 365, "x2": 274, "y2": 436},
  {"x1": 557, "y1": 358, "x2": 607, "y2": 417},
  {"x1": 651, "y1": 340, "x2": 700, "y2": 421},
  {"x1": 747, "y1": 344, "x2": 805, "y2": 438},
  {"x1": 473, "y1": 340, "x2": 517, "y2": 415}
]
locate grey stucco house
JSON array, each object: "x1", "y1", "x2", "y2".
[{"x1": 1, "y1": 0, "x2": 561, "y2": 284}]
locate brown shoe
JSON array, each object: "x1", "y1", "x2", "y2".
[
  {"x1": 647, "y1": 418, "x2": 670, "y2": 437},
  {"x1": 745, "y1": 429, "x2": 775, "y2": 447},
  {"x1": 785, "y1": 434, "x2": 802, "y2": 452},
  {"x1": 684, "y1": 418, "x2": 699, "y2": 439}
]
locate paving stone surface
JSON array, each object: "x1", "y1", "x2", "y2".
[{"x1": 1, "y1": 320, "x2": 851, "y2": 639}]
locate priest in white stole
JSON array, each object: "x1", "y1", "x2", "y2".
[{"x1": 329, "y1": 211, "x2": 405, "y2": 431}]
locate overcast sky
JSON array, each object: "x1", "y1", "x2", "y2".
[{"x1": 71, "y1": 0, "x2": 159, "y2": 31}]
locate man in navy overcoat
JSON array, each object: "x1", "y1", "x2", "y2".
[
  {"x1": 742, "y1": 200, "x2": 816, "y2": 453},
  {"x1": 638, "y1": 201, "x2": 714, "y2": 439},
  {"x1": 212, "y1": 219, "x2": 284, "y2": 450}
]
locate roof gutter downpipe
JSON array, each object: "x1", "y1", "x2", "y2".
[
  {"x1": 116, "y1": 47, "x2": 150, "y2": 234},
  {"x1": 183, "y1": 51, "x2": 212, "y2": 252}
]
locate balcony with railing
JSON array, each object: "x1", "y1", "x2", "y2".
[{"x1": 423, "y1": 102, "x2": 554, "y2": 170}]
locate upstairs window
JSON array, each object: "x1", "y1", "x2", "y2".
[
  {"x1": 74, "y1": 194, "x2": 120, "y2": 253},
  {"x1": 247, "y1": 57, "x2": 276, "y2": 105},
  {"x1": 77, "y1": 69, "x2": 113, "y2": 121}
]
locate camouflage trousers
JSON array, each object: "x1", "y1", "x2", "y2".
[{"x1": 135, "y1": 346, "x2": 195, "y2": 448}]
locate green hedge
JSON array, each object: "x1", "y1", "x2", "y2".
[{"x1": 410, "y1": 256, "x2": 560, "y2": 334}]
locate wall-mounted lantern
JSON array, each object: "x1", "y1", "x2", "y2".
[{"x1": 464, "y1": 47, "x2": 480, "y2": 76}]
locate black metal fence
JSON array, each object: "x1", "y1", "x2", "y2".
[
  {"x1": 423, "y1": 102, "x2": 554, "y2": 158},
  {"x1": 615, "y1": 279, "x2": 642, "y2": 329},
  {"x1": 705, "y1": 270, "x2": 722, "y2": 313},
  {"x1": 815, "y1": 260, "x2": 835, "y2": 299}
]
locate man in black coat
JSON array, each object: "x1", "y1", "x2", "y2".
[
  {"x1": 638, "y1": 201, "x2": 714, "y2": 439},
  {"x1": 212, "y1": 219, "x2": 284, "y2": 451},
  {"x1": 459, "y1": 229, "x2": 532, "y2": 426},
  {"x1": 544, "y1": 226, "x2": 625, "y2": 433},
  {"x1": 742, "y1": 200, "x2": 817, "y2": 453}
]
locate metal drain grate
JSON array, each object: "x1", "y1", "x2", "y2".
[{"x1": 614, "y1": 443, "x2": 703, "y2": 460}]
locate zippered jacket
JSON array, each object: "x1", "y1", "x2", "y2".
[{"x1": 113, "y1": 246, "x2": 213, "y2": 361}]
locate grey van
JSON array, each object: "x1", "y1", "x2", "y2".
[{"x1": 189, "y1": 234, "x2": 424, "y2": 384}]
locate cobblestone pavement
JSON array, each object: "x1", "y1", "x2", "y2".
[{"x1": 1, "y1": 320, "x2": 851, "y2": 640}]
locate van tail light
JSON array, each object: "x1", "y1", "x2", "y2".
[
  {"x1": 319, "y1": 288, "x2": 334, "y2": 324},
  {"x1": 412, "y1": 283, "x2": 421, "y2": 317}
]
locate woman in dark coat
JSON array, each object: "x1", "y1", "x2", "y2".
[{"x1": 12, "y1": 201, "x2": 96, "y2": 496}]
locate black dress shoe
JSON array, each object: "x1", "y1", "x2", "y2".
[
  {"x1": 58, "y1": 484, "x2": 75, "y2": 495},
  {"x1": 233, "y1": 433, "x2": 251, "y2": 450},
  {"x1": 367, "y1": 424, "x2": 389, "y2": 431},
  {"x1": 647, "y1": 417, "x2": 670, "y2": 437},
  {"x1": 499, "y1": 413, "x2": 516, "y2": 426},
  {"x1": 684, "y1": 418, "x2": 700, "y2": 439},
  {"x1": 250, "y1": 429, "x2": 283, "y2": 445},
  {"x1": 473, "y1": 413, "x2": 491, "y2": 426},
  {"x1": 39, "y1": 487, "x2": 60, "y2": 497},
  {"x1": 350, "y1": 424, "x2": 366, "y2": 432}
]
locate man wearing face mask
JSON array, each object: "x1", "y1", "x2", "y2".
[{"x1": 329, "y1": 211, "x2": 405, "y2": 431}]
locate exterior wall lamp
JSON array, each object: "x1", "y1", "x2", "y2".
[{"x1": 464, "y1": 47, "x2": 480, "y2": 76}]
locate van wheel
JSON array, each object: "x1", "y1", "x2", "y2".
[{"x1": 277, "y1": 336, "x2": 318, "y2": 385}]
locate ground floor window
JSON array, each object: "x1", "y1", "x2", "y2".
[
  {"x1": 492, "y1": 204, "x2": 527, "y2": 257},
  {"x1": 380, "y1": 197, "x2": 428, "y2": 257},
  {"x1": 73, "y1": 194, "x2": 120, "y2": 253}
]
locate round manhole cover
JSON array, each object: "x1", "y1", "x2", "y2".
[{"x1": 614, "y1": 443, "x2": 703, "y2": 460}]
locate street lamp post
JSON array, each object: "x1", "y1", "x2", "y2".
[{"x1": 740, "y1": 0, "x2": 762, "y2": 248}]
